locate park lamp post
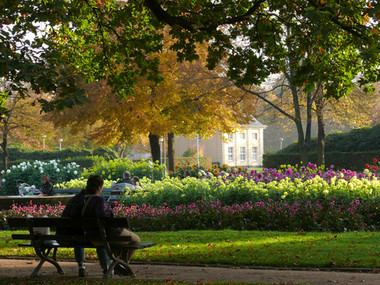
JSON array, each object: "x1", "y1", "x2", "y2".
[
  {"x1": 159, "y1": 138, "x2": 163, "y2": 166},
  {"x1": 196, "y1": 135, "x2": 200, "y2": 168},
  {"x1": 59, "y1": 138, "x2": 63, "y2": 151},
  {"x1": 280, "y1": 137, "x2": 284, "y2": 150},
  {"x1": 42, "y1": 135, "x2": 46, "y2": 150}
]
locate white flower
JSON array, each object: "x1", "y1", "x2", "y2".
[
  {"x1": 56, "y1": 168, "x2": 60, "y2": 172},
  {"x1": 2, "y1": 179, "x2": 5, "y2": 182},
  {"x1": 6, "y1": 169, "x2": 11, "y2": 174},
  {"x1": 40, "y1": 170, "x2": 44, "y2": 173},
  {"x1": 74, "y1": 170, "x2": 78, "y2": 175},
  {"x1": 1, "y1": 170, "x2": 4, "y2": 174},
  {"x1": 12, "y1": 165, "x2": 16, "y2": 169}
]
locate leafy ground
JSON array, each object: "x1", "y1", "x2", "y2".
[
  {"x1": 1, "y1": 230, "x2": 379, "y2": 268},
  {"x1": 0, "y1": 278, "x2": 274, "y2": 285}
]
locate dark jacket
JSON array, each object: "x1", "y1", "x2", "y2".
[
  {"x1": 57, "y1": 190, "x2": 85, "y2": 235},
  {"x1": 41, "y1": 181, "x2": 56, "y2": 196},
  {"x1": 71, "y1": 195, "x2": 122, "y2": 237},
  {"x1": 116, "y1": 178, "x2": 133, "y2": 184}
]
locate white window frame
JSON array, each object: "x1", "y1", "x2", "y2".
[
  {"x1": 252, "y1": 147, "x2": 258, "y2": 161},
  {"x1": 240, "y1": 147, "x2": 246, "y2": 161},
  {"x1": 228, "y1": 147, "x2": 234, "y2": 161},
  {"x1": 252, "y1": 132, "x2": 258, "y2": 140},
  {"x1": 240, "y1": 133, "x2": 245, "y2": 139}
]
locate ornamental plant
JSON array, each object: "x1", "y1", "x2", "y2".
[
  {"x1": 121, "y1": 168, "x2": 380, "y2": 207},
  {"x1": 81, "y1": 158, "x2": 165, "y2": 181},
  {"x1": 0, "y1": 160, "x2": 82, "y2": 195},
  {"x1": 54, "y1": 177, "x2": 113, "y2": 190},
  {"x1": 1, "y1": 199, "x2": 378, "y2": 232},
  {"x1": 365, "y1": 158, "x2": 380, "y2": 174}
]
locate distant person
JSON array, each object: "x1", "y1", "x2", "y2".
[
  {"x1": 132, "y1": 176, "x2": 142, "y2": 188},
  {"x1": 40, "y1": 176, "x2": 56, "y2": 196},
  {"x1": 184, "y1": 169, "x2": 192, "y2": 178},
  {"x1": 111, "y1": 171, "x2": 135, "y2": 192},
  {"x1": 116, "y1": 171, "x2": 133, "y2": 185}
]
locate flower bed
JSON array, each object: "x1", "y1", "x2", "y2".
[
  {"x1": 1, "y1": 198, "x2": 378, "y2": 232},
  {"x1": 122, "y1": 165, "x2": 380, "y2": 208}
]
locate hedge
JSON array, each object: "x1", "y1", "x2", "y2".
[{"x1": 263, "y1": 151, "x2": 379, "y2": 170}]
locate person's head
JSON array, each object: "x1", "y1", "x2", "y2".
[
  {"x1": 123, "y1": 171, "x2": 131, "y2": 179},
  {"x1": 132, "y1": 176, "x2": 140, "y2": 184},
  {"x1": 85, "y1": 175, "x2": 104, "y2": 195},
  {"x1": 41, "y1": 175, "x2": 50, "y2": 184},
  {"x1": 184, "y1": 170, "x2": 191, "y2": 178}
]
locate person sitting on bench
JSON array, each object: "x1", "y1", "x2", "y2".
[{"x1": 70, "y1": 175, "x2": 140, "y2": 275}]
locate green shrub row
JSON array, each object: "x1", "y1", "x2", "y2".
[
  {"x1": 82, "y1": 158, "x2": 165, "y2": 181},
  {"x1": 2, "y1": 146, "x2": 118, "y2": 166},
  {"x1": 263, "y1": 151, "x2": 379, "y2": 170},
  {"x1": 280, "y1": 125, "x2": 380, "y2": 154}
]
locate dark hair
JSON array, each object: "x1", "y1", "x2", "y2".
[
  {"x1": 41, "y1": 175, "x2": 50, "y2": 183},
  {"x1": 85, "y1": 175, "x2": 104, "y2": 195},
  {"x1": 123, "y1": 171, "x2": 131, "y2": 179}
]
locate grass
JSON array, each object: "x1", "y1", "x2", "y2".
[{"x1": 1, "y1": 230, "x2": 379, "y2": 268}]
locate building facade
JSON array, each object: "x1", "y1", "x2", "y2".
[{"x1": 175, "y1": 120, "x2": 266, "y2": 167}]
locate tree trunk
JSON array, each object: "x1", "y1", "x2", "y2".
[
  {"x1": 149, "y1": 133, "x2": 161, "y2": 164},
  {"x1": 315, "y1": 88, "x2": 326, "y2": 166},
  {"x1": 1, "y1": 122, "x2": 9, "y2": 171},
  {"x1": 167, "y1": 133, "x2": 175, "y2": 172}
]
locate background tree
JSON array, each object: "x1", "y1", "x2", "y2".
[{"x1": 49, "y1": 37, "x2": 254, "y2": 170}]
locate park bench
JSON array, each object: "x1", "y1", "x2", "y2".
[
  {"x1": 54, "y1": 188, "x2": 129, "y2": 202},
  {"x1": 7, "y1": 217, "x2": 155, "y2": 279}
]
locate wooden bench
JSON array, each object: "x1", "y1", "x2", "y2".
[{"x1": 7, "y1": 217, "x2": 155, "y2": 279}]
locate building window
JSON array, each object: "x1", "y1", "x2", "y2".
[
  {"x1": 252, "y1": 132, "x2": 258, "y2": 140},
  {"x1": 228, "y1": 147, "x2": 234, "y2": 161},
  {"x1": 227, "y1": 134, "x2": 233, "y2": 140},
  {"x1": 252, "y1": 147, "x2": 258, "y2": 161},
  {"x1": 240, "y1": 133, "x2": 245, "y2": 139},
  {"x1": 240, "y1": 147, "x2": 246, "y2": 161}
]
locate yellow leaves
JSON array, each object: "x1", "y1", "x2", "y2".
[
  {"x1": 318, "y1": 0, "x2": 327, "y2": 4},
  {"x1": 370, "y1": 28, "x2": 379, "y2": 35}
]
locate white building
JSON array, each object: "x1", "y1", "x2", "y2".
[{"x1": 175, "y1": 119, "x2": 266, "y2": 167}]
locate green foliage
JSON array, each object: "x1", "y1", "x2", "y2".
[
  {"x1": 54, "y1": 177, "x2": 113, "y2": 190},
  {"x1": 182, "y1": 148, "x2": 196, "y2": 157},
  {"x1": 120, "y1": 174, "x2": 380, "y2": 208},
  {"x1": 1, "y1": 230, "x2": 379, "y2": 269},
  {"x1": 81, "y1": 158, "x2": 165, "y2": 181},
  {"x1": 0, "y1": 160, "x2": 82, "y2": 195},
  {"x1": 263, "y1": 151, "x2": 380, "y2": 171},
  {"x1": 280, "y1": 125, "x2": 380, "y2": 154},
  {"x1": 3, "y1": 146, "x2": 117, "y2": 162}
]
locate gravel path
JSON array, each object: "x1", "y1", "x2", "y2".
[{"x1": 0, "y1": 258, "x2": 379, "y2": 284}]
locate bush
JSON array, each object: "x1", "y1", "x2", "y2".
[
  {"x1": 0, "y1": 160, "x2": 83, "y2": 195},
  {"x1": 81, "y1": 158, "x2": 165, "y2": 181},
  {"x1": 2, "y1": 146, "x2": 118, "y2": 169},
  {"x1": 1, "y1": 199, "x2": 378, "y2": 232},
  {"x1": 263, "y1": 151, "x2": 379, "y2": 170}
]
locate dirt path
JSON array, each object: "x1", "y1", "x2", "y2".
[{"x1": 0, "y1": 258, "x2": 379, "y2": 284}]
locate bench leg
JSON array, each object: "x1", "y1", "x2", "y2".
[
  {"x1": 102, "y1": 250, "x2": 136, "y2": 280},
  {"x1": 32, "y1": 246, "x2": 64, "y2": 277}
]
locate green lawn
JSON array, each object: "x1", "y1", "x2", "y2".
[{"x1": 1, "y1": 230, "x2": 379, "y2": 268}]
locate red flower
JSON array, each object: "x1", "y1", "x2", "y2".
[
  {"x1": 374, "y1": 158, "x2": 378, "y2": 163},
  {"x1": 365, "y1": 164, "x2": 370, "y2": 169}
]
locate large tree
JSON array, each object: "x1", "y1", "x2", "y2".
[{"x1": 49, "y1": 37, "x2": 253, "y2": 168}]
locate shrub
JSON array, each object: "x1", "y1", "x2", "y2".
[
  {"x1": 81, "y1": 158, "x2": 165, "y2": 181},
  {"x1": 1, "y1": 199, "x2": 378, "y2": 232},
  {"x1": 0, "y1": 160, "x2": 82, "y2": 195}
]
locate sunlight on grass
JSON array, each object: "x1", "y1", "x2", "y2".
[{"x1": 1, "y1": 230, "x2": 379, "y2": 268}]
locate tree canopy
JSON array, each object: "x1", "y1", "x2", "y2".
[{"x1": 1, "y1": 1, "x2": 378, "y2": 114}]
